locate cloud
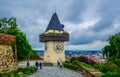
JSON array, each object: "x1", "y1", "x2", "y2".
[
  {"x1": 63, "y1": 0, "x2": 120, "y2": 46},
  {"x1": 65, "y1": 40, "x2": 108, "y2": 50},
  {"x1": 0, "y1": 0, "x2": 120, "y2": 50}
]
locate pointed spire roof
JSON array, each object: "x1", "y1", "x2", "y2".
[{"x1": 46, "y1": 12, "x2": 63, "y2": 31}]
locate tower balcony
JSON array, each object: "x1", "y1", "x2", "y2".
[{"x1": 40, "y1": 32, "x2": 69, "y2": 42}]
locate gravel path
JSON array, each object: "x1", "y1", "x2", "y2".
[
  {"x1": 19, "y1": 61, "x2": 83, "y2": 77},
  {"x1": 27, "y1": 67, "x2": 83, "y2": 77}
]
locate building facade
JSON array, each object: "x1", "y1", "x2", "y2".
[{"x1": 40, "y1": 12, "x2": 69, "y2": 63}]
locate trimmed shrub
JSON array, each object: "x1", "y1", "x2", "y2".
[
  {"x1": 72, "y1": 61, "x2": 78, "y2": 65},
  {"x1": 0, "y1": 73, "x2": 10, "y2": 77},
  {"x1": 70, "y1": 57, "x2": 78, "y2": 63},
  {"x1": 77, "y1": 62, "x2": 94, "y2": 69},
  {"x1": 9, "y1": 72, "x2": 15, "y2": 77},
  {"x1": 0, "y1": 67, "x2": 36, "y2": 77},
  {"x1": 115, "y1": 59, "x2": 120, "y2": 67},
  {"x1": 27, "y1": 67, "x2": 36, "y2": 73},
  {"x1": 93, "y1": 63, "x2": 103, "y2": 71},
  {"x1": 18, "y1": 68, "x2": 24, "y2": 72},
  {"x1": 65, "y1": 60, "x2": 70, "y2": 63},
  {"x1": 102, "y1": 72, "x2": 119, "y2": 77},
  {"x1": 17, "y1": 72, "x2": 23, "y2": 76},
  {"x1": 63, "y1": 62, "x2": 81, "y2": 71},
  {"x1": 23, "y1": 68, "x2": 31, "y2": 75},
  {"x1": 102, "y1": 61, "x2": 120, "y2": 73}
]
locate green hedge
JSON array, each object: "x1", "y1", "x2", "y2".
[
  {"x1": 0, "y1": 71, "x2": 23, "y2": 77},
  {"x1": 68, "y1": 56, "x2": 120, "y2": 77},
  {"x1": 93, "y1": 63, "x2": 103, "y2": 71},
  {"x1": 0, "y1": 67, "x2": 36, "y2": 77},
  {"x1": 93, "y1": 61, "x2": 120, "y2": 77},
  {"x1": 102, "y1": 61, "x2": 120, "y2": 73},
  {"x1": 70, "y1": 57, "x2": 78, "y2": 63},
  {"x1": 63, "y1": 62, "x2": 81, "y2": 71},
  {"x1": 101, "y1": 72, "x2": 120, "y2": 77},
  {"x1": 115, "y1": 59, "x2": 120, "y2": 67},
  {"x1": 77, "y1": 62, "x2": 94, "y2": 69}
]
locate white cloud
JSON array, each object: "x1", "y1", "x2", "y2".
[
  {"x1": 81, "y1": 0, "x2": 101, "y2": 22},
  {"x1": 65, "y1": 40, "x2": 108, "y2": 50},
  {"x1": 64, "y1": 18, "x2": 100, "y2": 34},
  {"x1": 0, "y1": 0, "x2": 120, "y2": 50},
  {"x1": 18, "y1": 17, "x2": 48, "y2": 48}
]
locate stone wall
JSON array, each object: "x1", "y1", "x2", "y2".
[
  {"x1": 79, "y1": 65, "x2": 102, "y2": 77},
  {"x1": 0, "y1": 33, "x2": 18, "y2": 72}
]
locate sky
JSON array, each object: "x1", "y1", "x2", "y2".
[{"x1": 0, "y1": 0, "x2": 120, "y2": 50}]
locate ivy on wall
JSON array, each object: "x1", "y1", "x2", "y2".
[{"x1": 0, "y1": 17, "x2": 39, "y2": 60}]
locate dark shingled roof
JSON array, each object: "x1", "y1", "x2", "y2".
[
  {"x1": 39, "y1": 12, "x2": 69, "y2": 42},
  {"x1": 46, "y1": 12, "x2": 63, "y2": 31}
]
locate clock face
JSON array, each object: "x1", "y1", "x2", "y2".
[{"x1": 53, "y1": 42, "x2": 64, "y2": 53}]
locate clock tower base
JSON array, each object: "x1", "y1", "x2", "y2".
[{"x1": 44, "y1": 41, "x2": 65, "y2": 63}]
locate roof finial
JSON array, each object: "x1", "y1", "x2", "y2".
[{"x1": 54, "y1": 7, "x2": 56, "y2": 13}]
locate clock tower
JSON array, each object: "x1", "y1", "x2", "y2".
[{"x1": 39, "y1": 12, "x2": 69, "y2": 63}]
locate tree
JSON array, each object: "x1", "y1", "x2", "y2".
[
  {"x1": 103, "y1": 32, "x2": 120, "y2": 60},
  {"x1": 102, "y1": 45, "x2": 110, "y2": 59},
  {"x1": 0, "y1": 17, "x2": 39, "y2": 60},
  {"x1": 109, "y1": 33, "x2": 120, "y2": 58}
]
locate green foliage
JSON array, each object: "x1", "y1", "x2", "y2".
[
  {"x1": 114, "y1": 59, "x2": 120, "y2": 67},
  {"x1": 109, "y1": 33, "x2": 120, "y2": 58},
  {"x1": 0, "y1": 67, "x2": 36, "y2": 77},
  {"x1": 65, "y1": 60, "x2": 70, "y2": 63},
  {"x1": 18, "y1": 68, "x2": 24, "y2": 72},
  {"x1": 23, "y1": 67, "x2": 36, "y2": 74},
  {"x1": 102, "y1": 45, "x2": 111, "y2": 59},
  {"x1": 63, "y1": 62, "x2": 81, "y2": 71},
  {"x1": 70, "y1": 57, "x2": 78, "y2": 63},
  {"x1": 16, "y1": 32, "x2": 38, "y2": 60},
  {"x1": 18, "y1": 67, "x2": 36, "y2": 75},
  {"x1": 103, "y1": 32, "x2": 120, "y2": 60},
  {"x1": 94, "y1": 61, "x2": 120, "y2": 76},
  {"x1": 11, "y1": 42, "x2": 16, "y2": 54},
  {"x1": 0, "y1": 17, "x2": 39, "y2": 60},
  {"x1": 17, "y1": 72, "x2": 23, "y2": 77},
  {"x1": 77, "y1": 62, "x2": 94, "y2": 69},
  {"x1": 29, "y1": 51, "x2": 40, "y2": 60},
  {"x1": 102, "y1": 32, "x2": 120, "y2": 75},
  {"x1": 23, "y1": 70, "x2": 31, "y2": 75},
  {"x1": 0, "y1": 72, "x2": 21, "y2": 77},
  {"x1": 102, "y1": 61, "x2": 120, "y2": 73},
  {"x1": 102, "y1": 72, "x2": 119, "y2": 77},
  {"x1": 0, "y1": 73, "x2": 10, "y2": 77},
  {"x1": 93, "y1": 63, "x2": 103, "y2": 71}
]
